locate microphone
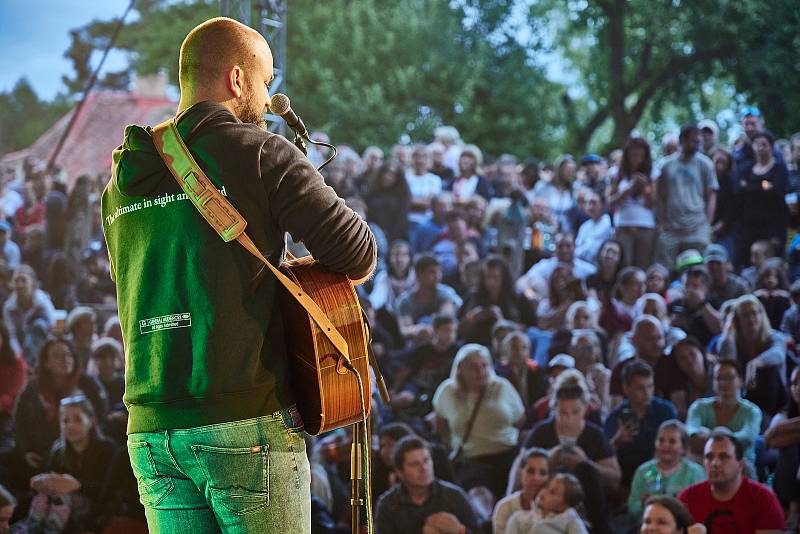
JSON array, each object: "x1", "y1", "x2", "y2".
[{"x1": 269, "y1": 93, "x2": 309, "y2": 139}]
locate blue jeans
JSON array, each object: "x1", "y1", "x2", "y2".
[{"x1": 127, "y1": 407, "x2": 311, "y2": 533}]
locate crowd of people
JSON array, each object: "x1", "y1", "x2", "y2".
[{"x1": 0, "y1": 106, "x2": 799, "y2": 533}]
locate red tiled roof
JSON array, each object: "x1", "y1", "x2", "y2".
[{"x1": 9, "y1": 90, "x2": 176, "y2": 188}]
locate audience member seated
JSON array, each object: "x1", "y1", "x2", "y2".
[
  {"x1": 523, "y1": 369, "x2": 619, "y2": 533},
  {"x1": 405, "y1": 144, "x2": 443, "y2": 225},
  {"x1": 433, "y1": 344, "x2": 524, "y2": 501},
  {"x1": 609, "y1": 316, "x2": 686, "y2": 411},
  {"x1": 668, "y1": 268, "x2": 722, "y2": 348},
  {"x1": 764, "y1": 366, "x2": 800, "y2": 529},
  {"x1": 669, "y1": 337, "x2": 713, "y2": 420},
  {"x1": 496, "y1": 331, "x2": 548, "y2": 416},
  {"x1": 65, "y1": 305, "x2": 96, "y2": 372},
  {"x1": 410, "y1": 193, "x2": 452, "y2": 255},
  {"x1": 373, "y1": 423, "x2": 455, "y2": 503},
  {"x1": 678, "y1": 429, "x2": 785, "y2": 533},
  {"x1": 17, "y1": 395, "x2": 116, "y2": 533},
  {"x1": 531, "y1": 155, "x2": 578, "y2": 233},
  {"x1": 369, "y1": 240, "x2": 415, "y2": 316},
  {"x1": 445, "y1": 144, "x2": 493, "y2": 202},
  {"x1": 3, "y1": 264, "x2": 55, "y2": 366},
  {"x1": 458, "y1": 255, "x2": 536, "y2": 347},
  {"x1": 364, "y1": 161, "x2": 410, "y2": 244},
  {"x1": 374, "y1": 435, "x2": 479, "y2": 534},
  {"x1": 493, "y1": 447, "x2": 550, "y2": 534},
  {"x1": 598, "y1": 266, "x2": 646, "y2": 337},
  {"x1": 536, "y1": 264, "x2": 595, "y2": 332},
  {"x1": 529, "y1": 356, "x2": 603, "y2": 428},
  {"x1": 575, "y1": 191, "x2": 613, "y2": 265},
  {"x1": 640, "y1": 495, "x2": 705, "y2": 534},
  {"x1": 505, "y1": 473, "x2": 589, "y2": 534},
  {"x1": 740, "y1": 239, "x2": 771, "y2": 288},
  {"x1": 628, "y1": 420, "x2": 706, "y2": 521},
  {"x1": 605, "y1": 360, "x2": 678, "y2": 486},
  {"x1": 703, "y1": 244, "x2": 749, "y2": 310},
  {"x1": 753, "y1": 258, "x2": 792, "y2": 330},
  {"x1": 685, "y1": 360, "x2": 762, "y2": 469},
  {"x1": 13, "y1": 337, "x2": 108, "y2": 478},
  {"x1": 395, "y1": 253, "x2": 462, "y2": 346},
  {"x1": 549, "y1": 300, "x2": 609, "y2": 365},
  {"x1": 88, "y1": 337, "x2": 126, "y2": 443},
  {"x1": 586, "y1": 239, "x2": 624, "y2": 302},
  {"x1": 0, "y1": 321, "x2": 25, "y2": 453},
  {"x1": 614, "y1": 293, "x2": 687, "y2": 367},
  {"x1": 517, "y1": 233, "x2": 597, "y2": 302},
  {"x1": 718, "y1": 294, "x2": 788, "y2": 417},
  {"x1": 390, "y1": 313, "x2": 460, "y2": 429},
  {"x1": 569, "y1": 330, "x2": 611, "y2": 417},
  {"x1": 644, "y1": 264, "x2": 670, "y2": 301}
]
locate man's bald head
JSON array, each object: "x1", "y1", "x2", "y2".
[
  {"x1": 180, "y1": 17, "x2": 268, "y2": 91},
  {"x1": 178, "y1": 17, "x2": 274, "y2": 125}
]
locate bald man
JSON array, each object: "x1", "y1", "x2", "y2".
[{"x1": 101, "y1": 17, "x2": 376, "y2": 532}]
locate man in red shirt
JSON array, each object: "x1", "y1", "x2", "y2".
[{"x1": 678, "y1": 428, "x2": 784, "y2": 533}]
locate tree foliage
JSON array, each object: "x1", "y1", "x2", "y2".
[
  {"x1": 0, "y1": 79, "x2": 71, "y2": 154},
  {"x1": 286, "y1": 0, "x2": 564, "y2": 157},
  {"x1": 12, "y1": 0, "x2": 800, "y2": 161}
]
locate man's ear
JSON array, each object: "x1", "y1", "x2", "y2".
[{"x1": 225, "y1": 65, "x2": 245, "y2": 98}]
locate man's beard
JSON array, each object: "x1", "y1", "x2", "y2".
[{"x1": 234, "y1": 89, "x2": 266, "y2": 128}]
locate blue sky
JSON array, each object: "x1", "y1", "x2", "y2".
[{"x1": 0, "y1": 0, "x2": 135, "y2": 100}]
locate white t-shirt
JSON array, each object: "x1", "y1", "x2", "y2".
[
  {"x1": 433, "y1": 377, "x2": 524, "y2": 458},
  {"x1": 612, "y1": 176, "x2": 656, "y2": 228},
  {"x1": 405, "y1": 170, "x2": 442, "y2": 201},
  {"x1": 575, "y1": 214, "x2": 614, "y2": 262}
]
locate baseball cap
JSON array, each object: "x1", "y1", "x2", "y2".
[
  {"x1": 704, "y1": 244, "x2": 728, "y2": 264},
  {"x1": 675, "y1": 249, "x2": 704, "y2": 272},
  {"x1": 581, "y1": 154, "x2": 602, "y2": 165},
  {"x1": 548, "y1": 354, "x2": 576, "y2": 370},
  {"x1": 741, "y1": 106, "x2": 761, "y2": 118},
  {"x1": 0, "y1": 221, "x2": 11, "y2": 234}
]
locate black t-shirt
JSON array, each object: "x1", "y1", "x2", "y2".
[{"x1": 522, "y1": 417, "x2": 614, "y2": 462}]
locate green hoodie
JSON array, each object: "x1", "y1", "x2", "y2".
[{"x1": 102, "y1": 101, "x2": 376, "y2": 434}]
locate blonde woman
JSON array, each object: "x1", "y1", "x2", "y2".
[
  {"x1": 719, "y1": 294, "x2": 788, "y2": 416},
  {"x1": 433, "y1": 343, "x2": 524, "y2": 500}
]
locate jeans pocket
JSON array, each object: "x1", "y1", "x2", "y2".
[
  {"x1": 192, "y1": 444, "x2": 269, "y2": 515},
  {"x1": 127, "y1": 440, "x2": 174, "y2": 508}
]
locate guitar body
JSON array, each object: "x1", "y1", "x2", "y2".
[{"x1": 278, "y1": 256, "x2": 372, "y2": 435}]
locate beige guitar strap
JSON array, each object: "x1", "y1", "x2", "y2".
[{"x1": 151, "y1": 119, "x2": 351, "y2": 363}]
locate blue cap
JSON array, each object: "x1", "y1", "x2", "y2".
[
  {"x1": 0, "y1": 221, "x2": 11, "y2": 234},
  {"x1": 581, "y1": 154, "x2": 602, "y2": 165},
  {"x1": 741, "y1": 106, "x2": 761, "y2": 118}
]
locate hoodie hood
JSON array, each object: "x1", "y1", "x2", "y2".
[{"x1": 111, "y1": 101, "x2": 238, "y2": 197}]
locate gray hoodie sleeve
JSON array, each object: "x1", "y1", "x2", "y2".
[{"x1": 259, "y1": 135, "x2": 376, "y2": 282}]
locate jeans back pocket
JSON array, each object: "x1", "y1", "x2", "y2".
[
  {"x1": 127, "y1": 441, "x2": 175, "y2": 508},
  {"x1": 192, "y1": 444, "x2": 269, "y2": 515}
]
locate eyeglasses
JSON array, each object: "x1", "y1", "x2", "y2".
[{"x1": 60, "y1": 394, "x2": 87, "y2": 407}]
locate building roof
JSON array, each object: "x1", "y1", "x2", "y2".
[{"x1": 3, "y1": 87, "x2": 176, "y2": 189}]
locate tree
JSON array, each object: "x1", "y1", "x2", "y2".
[
  {"x1": 528, "y1": 0, "x2": 791, "y2": 152},
  {"x1": 0, "y1": 79, "x2": 71, "y2": 154},
  {"x1": 60, "y1": 0, "x2": 563, "y2": 158}
]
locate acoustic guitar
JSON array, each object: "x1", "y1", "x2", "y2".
[{"x1": 278, "y1": 255, "x2": 372, "y2": 435}]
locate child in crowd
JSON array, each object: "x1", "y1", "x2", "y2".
[
  {"x1": 505, "y1": 473, "x2": 589, "y2": 534},
  {"x1": 493, "y1": 448, "x2": 550, "y2": 534}
]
